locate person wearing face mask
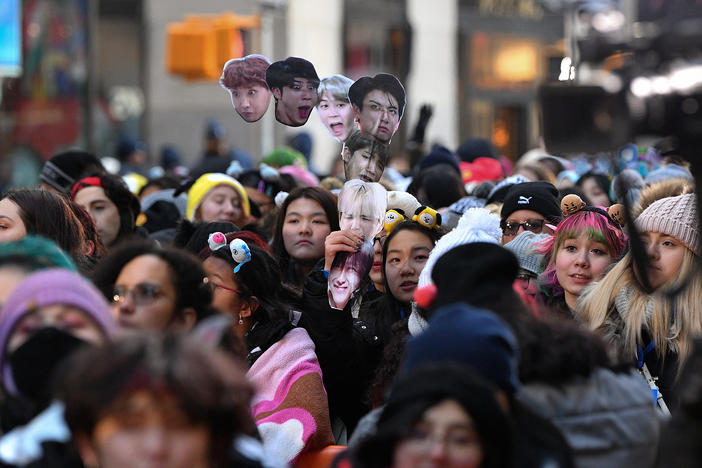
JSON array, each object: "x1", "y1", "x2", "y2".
[{"x1": 0, "y1": 268, "x2": 116, "y2": 467}]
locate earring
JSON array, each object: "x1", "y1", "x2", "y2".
[{"x1": 238, "y1": 316, "x2": 243, "y2": 325}]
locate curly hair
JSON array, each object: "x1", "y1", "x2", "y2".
[{"x1": 91, "y1": 241, "x2": 215, "y2": 323}]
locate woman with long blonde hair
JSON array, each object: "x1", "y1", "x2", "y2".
[{"x1": 577, "y1": 192, "x2": 701, "y2": 404}]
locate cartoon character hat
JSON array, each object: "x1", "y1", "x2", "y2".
[{"x1": 186, "y1": 173, "x2": 250, "y2": 221}]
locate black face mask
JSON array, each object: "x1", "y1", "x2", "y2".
[{"x1": 8, "y1": 327, "x2": 89, "y2": 402}]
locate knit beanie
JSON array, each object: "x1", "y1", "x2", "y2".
[
  {"x1": 644, "y1": 163, "x2": 693, "y2": 185},
  {"x1": 486, "y1": 174, "x2": 529, "y2": 205},
  {"x1": 0, "y1": 268, "x2": 116, "y2": 397},
  {"x1": 456, "y1": 138, "x2": 497, "y2": 163},
  {"x1": 635, "y1": 193, "x2": 698, "y2": 252},
  {"x1": 0, "y1": 235, "x2": 77, "y2": 272},
  {"x1": 500, "y1": 181, "x2": 561, "y2": 223},
  {"x1": 431, "y1": 242, "x2": 520, "y2": 309},
  {"x1": 39, "y1": 150, "x2": 105, "y2": 194},
  {"x1": 417, "y1": 146, "x2": 461, "y2": 175},
  {"x1": 186, "y1": 173, "x2": 250, "y2": 221},
  {"x1": 403, "y1": 303, "x2": 520, "y2": 395},
  {"x1": 417, "y1": 208, "x2": 501, "y2": 290},
  {"x1": 504, "y1": 231, "x2": 550, "y2": 275}
]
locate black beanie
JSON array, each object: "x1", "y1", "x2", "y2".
[
  {"x1": 39, "y1": 150, "x2": 105, "y2": 194},
  {"x1": 500, "y1": 181, "x2": 561, "y2": 223},
  {"x1": 431, "y1": 242, "x2": 519, "y2": 308},
  {"x1": 417, "y1": 145, "x2": 461, "y2": 175}
]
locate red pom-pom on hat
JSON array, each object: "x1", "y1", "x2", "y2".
[{"x1": 414, "y1": 284, "x2": 438, "y2": 309}]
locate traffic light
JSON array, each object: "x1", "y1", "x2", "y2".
[{"x1": 166, "y1": 12, "x2": 260, "y2": 81}]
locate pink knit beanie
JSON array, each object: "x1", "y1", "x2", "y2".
[{"x1": 635, "y1": 193, "x2": 698, "y2": 252}]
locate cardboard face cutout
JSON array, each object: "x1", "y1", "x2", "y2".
[
  {"x1": 316, "y1": 75, "x2": 356, "y2": 142},
  {"x1": 328, "y1": 180, "x2": 387, "y2": 310},
  {"x1": 342, "y1": 130, "x2": 390, "y2": 183},
  {"x1": 266, "y1": 57, "x2": 320, "y2": 127},
  {"x1": 348, "y1": 73, "x2": 406, "y2": 146},
  {"x1": 220, "y1": 55, "x2": 272, "y2": 123}
]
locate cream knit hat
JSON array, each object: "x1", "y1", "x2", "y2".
[{"x1": 635, "y1": 193, "x2": 698, "y2": 252}]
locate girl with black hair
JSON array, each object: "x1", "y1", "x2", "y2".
[
  {"x1": 271, "y1": 186, "x2": 339, "y2": 290},
  {"x1": 200, "y1": 232, "x2": 334, "y2": 464},
  {"x1": 343, "y1": 363, "x2": 514, "y2": 468}
]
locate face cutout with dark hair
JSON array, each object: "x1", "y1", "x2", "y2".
[
  {"x1": 265, "y1": 57, "x2": 320, "y2": 127},
  {"x1": 342, "y1": 130, "x2": 390, "y2": 183},
  {"x1": 328, "y1": 180, "x2": 387, "y2": 309},
  {"x1": 348, "y1": 73, "x2": 406, "y2": 146},
  {"x1": 220, "y1": 55, "x2": 272, "y2": 123}
]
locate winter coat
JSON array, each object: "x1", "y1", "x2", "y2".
[
  {"x1": 519, "y1": 368, "x2": 661, "y2": 468},
  {"x1": 300, "y1": 269, "x2": 396, "y2": 434}
]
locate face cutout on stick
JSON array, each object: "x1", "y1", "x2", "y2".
[
  {"x1": 341, "y1": 130, "x2": 390, "y2": 183},
  {"x1": 316, "y1": 75, "x2": 356, "y2": 142},
  {"x1": 348, "y1": 73, "x2": 406, "y2": 146},
  {"x1": 266, "y1": 57, "x2": 320, "y2": 127},
  {"x1": 328, "y1": 180, "x2": 387, "y2": 310},
  {"x1": 219, "y1": 55, "x2": 272, "y2": 123}
]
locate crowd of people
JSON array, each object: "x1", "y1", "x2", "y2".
[{"x1": 0, "y1": 59, "x2": 701, "y2": 468}]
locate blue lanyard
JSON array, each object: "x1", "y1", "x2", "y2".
[{"x1": 637, "y1": 340, "x2": 655, "y2": 370}]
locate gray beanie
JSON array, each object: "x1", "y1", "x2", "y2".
[
  {"x1": 635, "y1": 193, "x2": 698, "y2": 252},
  {"x1": 504, "y1": 231, "x2": 550, "y2": 275}
]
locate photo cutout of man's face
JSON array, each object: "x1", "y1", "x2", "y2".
[
  {"x1": 353, "y1": 89, "x2": 401, "y2": 145},
  {"x1": 272, "y1": 78, "x2": 319, "y2": 127},
  {"x1": 318, "y1": 90, "x2": 355, "y2": 142},
  {"x1": 230, "y1": 85, "x2": 271, "y2": 122},
  {"x1": 328, "y1": 252, "x2": 362, "y2": 309},
  {"x1": 328, "y1": 181, "x2": 386, "y2": 310},
  {"x1": 220, "y1": 55, "x2": 272, "y2": 123},
  {"x1": 342, "y1": 138, "x2": 389, "y2": 183}
]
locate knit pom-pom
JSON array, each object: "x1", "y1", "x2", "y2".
[
  {"x1": 456, "y1": 208, "x2": 502, "y2": 241},
  {"x1": 414, "y1": 284, "x2": 437, "y2": 309}
]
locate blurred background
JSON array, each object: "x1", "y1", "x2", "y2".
[{"x1": 0, "y1": 0, "x2": 567, "y2": 186}]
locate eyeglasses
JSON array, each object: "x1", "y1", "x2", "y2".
[
  {"x1": 516, "y1": 271, "x2": 538, "y2": 284},
  {"x1": 373, "y1": 235, "x2": 386, "y2": 247},
  {"x1": 111, "y1": 283, "x2": 164, "y2": 306},
  {"x1": 502, "y1": 218, "x2": 546, "y2": 236},
  {"x1": 203, "y1": 277, "x2": 242, "y2": 295}
]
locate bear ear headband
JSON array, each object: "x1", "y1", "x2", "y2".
[
  {"x1": 560, "y1": 194, "x2": 625, "y2": 227},
  {"x1": 208, "y1": 232, "x2": 252, "y2": 273}
]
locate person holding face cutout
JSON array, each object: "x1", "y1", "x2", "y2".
[
  {"x1": 317, "y1": 75, "x2": 356, "y2": 142},
  {"x1": 266, "y1": 57, "x2": 320, "y2": 127},
  {"x1": 327, "y1": 180, "x2": 387, "y2": 310},
  {"x1": 342, "y1": 129, "x2": 391, "y2": 183},
  {"x1": 348, "y1": 73, "x2": 406, "y2": 145},
  {"x1": 219, "y1": 54, "x2": 272, "y2": 123}
]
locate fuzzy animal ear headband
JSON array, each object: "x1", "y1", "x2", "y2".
[
  {"x1": 208, "y1": 232, "x2": 252, "y2": 273},
  {"x1": 560, "y1": 194, "x2": 625, "y2": 227}
]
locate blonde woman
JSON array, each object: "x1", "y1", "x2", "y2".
[{"x1": 577, "y1": 192, "x2": 701, "y2": 405}]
